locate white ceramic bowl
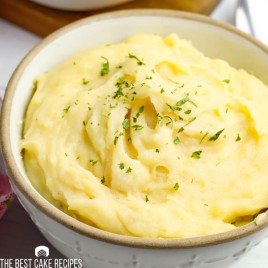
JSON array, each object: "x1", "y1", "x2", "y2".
[
  {"x1": 1, "y1": 10, "x2": 268, "y2": 268},
  {"x1": 29, "y1": 0, "x2": 132, "y2": 11}
]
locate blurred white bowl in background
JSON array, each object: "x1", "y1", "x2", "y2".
[{"x1": 29, "y1": 0, "x2": 133, "y2": 11}]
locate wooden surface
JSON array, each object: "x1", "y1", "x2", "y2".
[
  {"x1": 0, "y1": 198, "x2": 64, "y2": 258},
  {"x1": 0, "y1": 0, "x2": 221, "y2": 37}
]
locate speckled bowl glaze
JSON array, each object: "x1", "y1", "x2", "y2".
[{"x1": 1, "y1": 10, "x2": 268, "y2": 268}]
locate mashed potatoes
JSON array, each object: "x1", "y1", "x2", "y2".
[{"x1": 21, "y1": 34, "x2": 268, "y2": 238}]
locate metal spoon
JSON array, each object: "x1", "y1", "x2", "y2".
[{"x1": 235, "y1": 0, "x2": 268, "y2": 45}]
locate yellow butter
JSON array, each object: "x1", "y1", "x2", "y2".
[{"x1": 22, "y1": 34, "x2": 268, "y2": 238}]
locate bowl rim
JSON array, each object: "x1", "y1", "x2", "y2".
[{"x1": 1, "y1": 9, "x2": 268, "y2": 249}]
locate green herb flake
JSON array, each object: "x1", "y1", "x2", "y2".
[
  {"x1": 191, "y1": 150, "x2": 202, "y2": 159},
  {"x1": 145, "y1": 195, "x2": 149, "y2": 202},
  {"x1": 126, "y1": 167, "x2": 132, "y2": 173},
  {"x1": 160, "y1": 88, "x2": 165, "y2": 94},
  {"x1": 100, "y1": 56, "x2": 110, "y2": 76},
  {"x1": 132, "y1": 125, "x2": 143, "y2": 131},
  {"x1": 82, "y1": 78, "x2": 89, "y2": 85},
  {"x1": 89, "y1": 159, "x2": 98, "y2": 166},
  {"x1": 155, "y1": 149, "x2": 160, "y2": 153},
  {"x1": 204, "y1": 203, "x2": 209, "y2": 206},
  {"x1": 173, "y1": 137, "x2": 180, "y2": 145},
  {"x1": 119, "y1": 163, "x2": 125, "y2": 170},
  {"x1": 176, "y1": 95, "x2": 190, "y2": 106},
  {"x1": 236, "y1": 134, "x2": 241, "y2": 142},
  {"x1": 223, "y1": 79, "x2": 230, "y2": 84},
  {"x1": 174, "y1": 182, "x2": 179, "y2": 191},
  {"x1": 166, "y1": 103, "x2": 182, "y2": 112},
  {"x1": 128, "y1": 53, "x2": 145, "y2": 66},
  {"x1": 113, "y1": 87, "x2": 124, "y2": 99},
  {"x1": 200, "y1": 131, "x2": 209, "y2": 144},
  {"x1": 83, "y1": 120, "x2": 86, "y2": 126},
  {"x1": 63, "y1": 105, "x2": 71, "y2": 113},
  {"x1": 178, "y1": 117, "x2": 197, "y2": 133},
  {"x1": 114, "y1": 131, "x2": 123, "y2": 145},
  {"x1": 209, "y1": 128, "x2": 225, "y2": 141},
  {"x1": 101, "y1": 176, "x2": 106, "y2": 184},
  {"x1": 138, "y1": 106, "x2": 144, "y2": 114},
  {"x1": 178, "y1": 127, "x2": 184, "y2": 133},
  {"x1": 133, "y1": 106, "x2": 144, "y2": 123},
  {"x1": 122, "y1": 119, "x2": 130, "y2": 130}
]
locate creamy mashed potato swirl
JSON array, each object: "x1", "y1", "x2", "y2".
[{"x1": 22, "y1": 34, "x2": 268, "y2": 238}]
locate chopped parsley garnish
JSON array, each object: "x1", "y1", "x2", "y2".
[
  {"x1": 83, "y1": 120, "x2": 86, "y2": 126},
  {"x1": 157, "y1": 114, "x2": 174, "y2": 128},
  {"x1": 114, "y1": 131, "x2": 123, "y2": 145},
  {"x1": 145, "y1": 195, "x2": 149, "y2": 202},
  {"x1": 184, "y1": 110, "x2": 192, "y2": 115},
  {"x1": 236, "y1": 134, "x2": 241, "y2": 142},
  {"x1": 223, "y1": 79, "x2": 230, "y2": 84},
  {"x1": 178, "y1": 117, "x2": 196, "y2": 133},
  {"x1": 160, "y1": 88, "x2": 165, "y2": 94},
  {"x1": 133, "y1": 106, "x2": 144, "y2": 122},
  {"x1": 101, "y1": 176, "x2": 106, "y2": 184},
  {"x1": 113, "y1": 86, "x2": 124, "y2": 99},
  {"x1": 173, "y1": 137, "x2": 180, "y2": 145},
  {"x1": 174, "y1": 183, "x2": 179, "y2": 191},
  {"x1": 63, "y1": 105, "x2": 71, "y2": 113},
  {"x1": 82, "y1": 78, "x2": 89, "y2": 85},
  {"x1": 155, "y1": 149, "x2": 160, "y2": 153},
  {"x1": 119, "y1": 163, "x2": 125, "y2": 170},
  {"x1": 122, "y1": 118, "x2": 130, "y2": 130},
  {"x1": 113, "y1": 77, "x2": 130, "y2": 99},
  {"x1": 128, "y1": 53, "x2": 145, "y2": 66},
  {"x1": 100, "y1": 56, "x2": 110, "y2": 76},
  {"x1": 200, "y1": 131, "x2": 209, "y2": 144},
  {"x1": 209, "y1": 128, "x2": 225, "y2": 141},
  {"x1": 176, "y1": 95, "x2": 190, "y2": 106},
  {"x1": 166, "y1": 103, "x2": 182, "y2": 112},
  {"x1": 126, "y1": 167, "x2": 132, "y2": 173},
  {"x1": 89, "y1": 159, "x2": 98, "y2": 166},
  {"x1": 191, "y1": 150, "x2": 202, "y2": 159},
  {"x1": 132, "y1": 125, "x2": 143, "y2": 131}
]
